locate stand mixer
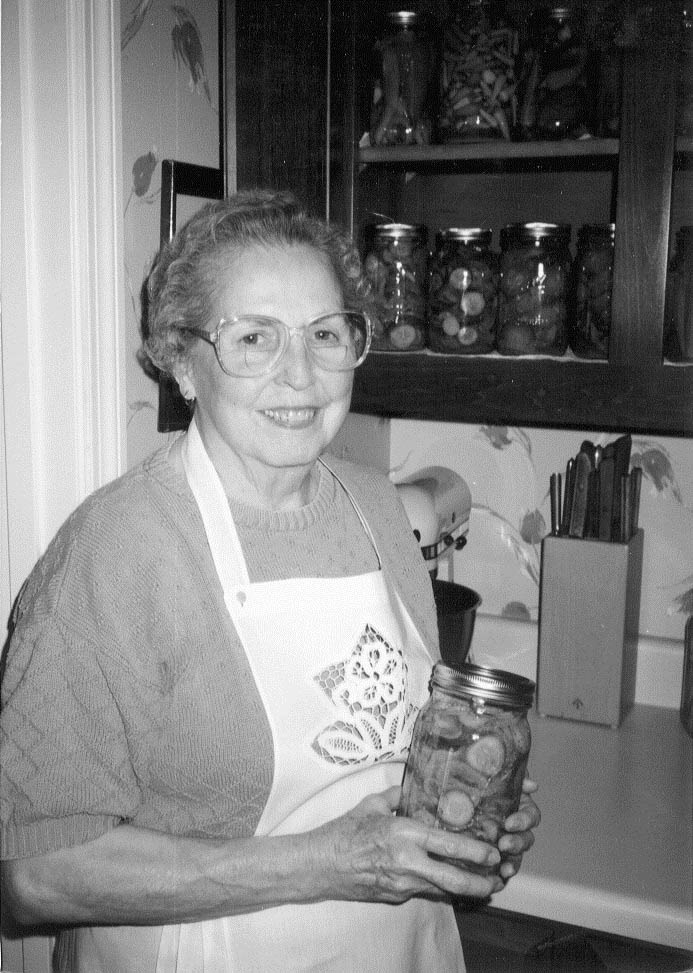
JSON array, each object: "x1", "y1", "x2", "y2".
[{"x1": 394, "y1": 467, "x2": 481, "y2": 665}]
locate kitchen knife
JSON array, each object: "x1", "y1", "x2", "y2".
[
  {"x1": 598, "y1": 452, "x2": 615, "y2": 541},
  {"x1": 584, "y1": 469, "x2": 600, "y2": 539},
  {"x1": 611, "y1": 434, "x2": 632, "y2": 542},
  {"x1": 630, "y1": 466, "x2": 643, "y2": 534},
  {"x1": 560, "y1": 457, "x2": 575, "y2": 536},
  {"x1": 568, "y1": 450, "x2": 592, "y2": 538},
  {"x1": 550, "y1": 472, "x2": 562, "y2": 535}
]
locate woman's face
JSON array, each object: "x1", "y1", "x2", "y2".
[{"x1": 178, "y1": 243, "x2": 353, "y2": 499}]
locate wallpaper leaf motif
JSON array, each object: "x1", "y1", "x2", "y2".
[
  {"x1": 171, "y1": 5, "x2": 212, "y2": 104},
  {"x1": 124, "y1": 149, "x2": 159, "y2": 216},
  {"x1": 122, "y1": 0, "x2": 155, "y2": 51},
  {"x1": 478, "y1": 425, "x2": 533, "y2": 460},
  {"x1": 631, "y1": 440, "x2": 685, "y2": 505},
  {"x1": 632, "y1": 439, "x2": 692, "y2": 617}
]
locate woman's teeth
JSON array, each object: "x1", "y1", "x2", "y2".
[{"x1": 263, "y1": 408, "x2": 317, "y2": 426}]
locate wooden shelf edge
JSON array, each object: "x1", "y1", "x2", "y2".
[
  {"x1": 359, "y1": 139, "x2": 620, "y2": 165},
  {"x1": 359, "y1": 137, "x2": 692, "y2": 166},
  {"x1": 351, "y1": 355, "x2": 693, "y2": 436}
]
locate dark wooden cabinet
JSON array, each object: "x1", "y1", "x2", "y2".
[
  {"x1": 328, "y1": 0, "x2": 693, "y2": 436},
  {"x1": 232, "y1": 0, "x2": 692, "y2": 435}
]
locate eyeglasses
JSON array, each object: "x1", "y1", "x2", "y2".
[{"x1": 179, "y1": 310, "x2": 372, "y2": 377}]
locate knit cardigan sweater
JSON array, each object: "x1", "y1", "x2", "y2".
[{"x1": 0, "y1": 445, "x2": 439, "y2": 860}]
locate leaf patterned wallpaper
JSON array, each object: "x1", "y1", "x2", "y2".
[
  {"x1": 390, "y1": 420, "x2": 693, "y2": 641},
  {"x1": 120, "y1": 0, "x2": 220, "y2": 468}
]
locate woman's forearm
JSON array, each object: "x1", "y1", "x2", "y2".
[{"x1": 1, "y1": 823, "x2": 332, "y2": 927}]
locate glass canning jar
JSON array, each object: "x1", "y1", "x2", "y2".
[
  {"x1": 438, "y1": 0, "x2": 519, "y2": 142},
  {"x1": 428, "y1": 228, "x2": 498, "y2": 354},
  {"x1": 570, "y1": 223, "x2": 615, "y2": 360},
  {"x1": 519, "y1": 4, "x2": 592, "y2": 140},
  {"x1": 399, "y1": 662, "x2": 535, "y2": 874},
  {"x1": 497, "y1": 222, "x2": 571, "y2": 356},
  {"x1": 363, "y1": 224, "x2": 428, "y2": 351},
  {"x1": 369, "y1": 11, "x2": 435, "y2": 147},
  {"x1": 664, "y1": 226, "x2": 693, "y2": 361}
]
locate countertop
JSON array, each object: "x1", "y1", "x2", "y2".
[{"x1": 491, "y1": 703, "x2": 693, "y2": 951}]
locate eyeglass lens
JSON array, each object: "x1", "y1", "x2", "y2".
[{"x1": 217, "y1": 312, "x2": 369, "y2": 375}]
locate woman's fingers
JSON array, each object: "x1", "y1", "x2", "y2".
[{"x1": 503, "y1": 792, "x2": 541, "y2": 834}]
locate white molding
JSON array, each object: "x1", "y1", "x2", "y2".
[
  {"x1": 66, "y1": 0, "x2": 126, "y2": 494},
  {"x1": 1, "y1": 0, "x2": 125, "y2": 609}
]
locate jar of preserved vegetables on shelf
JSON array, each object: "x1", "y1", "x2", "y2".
[
  {"x1": 570, "y1": 223, "x2": 615, "y2": 360},
  {"x1": 663, "y1": 226, "x2": 693, "y2": 361},
  {"x1": 676, "y1": 5, "x2": 693, "y2": 136},
  {"x1": 363, "y1": 223, "x2": 428, "y2": 351},
  {"x1": 428, "y1": 228, "x2": 498, "y2": 354},
  {"x1": 518, "y1": 4, "x2": 592, "y2": 140},
  {"x1": 497, "y1": 222, "x2": 571, "y2": 356},
  {"x1": 369, "y1": 11, "x2": 435, "y2": 147},
  {"x1": 438, "y1": 0, "x2": 519, "y2": 142},
  {"x1": 399, "y1": 662, "x2": 535, "y2": 874}
]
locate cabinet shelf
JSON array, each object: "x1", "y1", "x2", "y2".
[
  {"x1": 351, "y1": 353, "x2": 693, "y2": 436},
  {"x1": 359, "y1": 138, "x2": 620, "y2": 165},
  {"x1": 334, "y1": 0, "x2": 692, "y2": 437},
  {"x1": 359, "y1": 136, "x2": 692, "y2": 167}
]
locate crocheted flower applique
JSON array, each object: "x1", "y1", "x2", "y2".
[{"x1": 311, "y1": 624, "x2": 416, "y2": 765}]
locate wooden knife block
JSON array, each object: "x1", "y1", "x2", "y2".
[{"x1": 537, "y1": 529, "x2": 644, "y2": 728}]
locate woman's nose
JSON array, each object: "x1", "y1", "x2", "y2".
[{"x1": 278, "y1": 328, "x2": 314, "y2": 387}]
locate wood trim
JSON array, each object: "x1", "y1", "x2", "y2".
[{"x1": 351, "y1": 354, "x2": 693, "y2": 436}]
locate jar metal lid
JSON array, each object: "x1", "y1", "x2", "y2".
[
  {"x1": 386, "y1": 11, "x2": 420, "y2": 28},
  {"x1": 500, "y1": 222, "x2": 571, "y2": 248},
  {"x1": 370, "y1": 222, "x2": 427, "y2": 240},
  {"x1": 431, "y1": 661, "x2": 535, "y2": 709},
  {"x1": 438, "y1": 228, "x2": 492, "y2": 246}
]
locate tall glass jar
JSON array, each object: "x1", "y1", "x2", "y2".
[
  {"x1": 570, "y1": 223, "x2": 615, "y2": 360},
  {"x1": 676, "y1": 5, "x2": 693, "y2": 136},
  {"x1": 664, "y1": 226, "x2": 693, "y2": 361},
  {"x1": 363, "y1": 224, "x2": 428, "y2": 351},
  {"x1": 497, "y1": 222, "x2": 571, "y2": 356},
  {"x1": 438, "y1": 0, "x2": 518, "y2": 142},
  {"x1": 519, "y1": 5, "x2": 592, "y2": 140},
  {"x1": 428, "y1": 228, "x2": 498, "y2": 354},
  {"x1": 399, "y1": 662, "x2": 535, "y2": 874},
  {"x1": 369, "y1": 11, "x2": 435, "y2": 147}
]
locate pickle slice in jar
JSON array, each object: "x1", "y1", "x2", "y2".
[
  {"x1": 458, "y1": 325, "x2": 479, "y2": 346},
  {"x1": 389, "y1": 323, "x2": 419, "y2": 349},
  {"x1": 465, "y1": 734, "x2": 506, "y2": 776},
  {"x1": 437, "y1": 789, "x2": 475, "y2": 829},
  {"x1": 460, "y1": 291, "x2": 486, "y2": 316},
  {"x1": 441, "y1": 313, "x2": 461, "y2": 336}
]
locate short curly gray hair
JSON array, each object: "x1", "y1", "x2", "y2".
[{"x1": 142, "y1": 188, "x2": 368, "y2": 376}]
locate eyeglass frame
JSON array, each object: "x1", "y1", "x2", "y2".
[{"x1": 175, "y1": 309, "x2": 373, "y2": 378}]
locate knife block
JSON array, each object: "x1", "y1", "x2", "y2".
[{"x1": 537, "y1": 529, "x2": 644, "y2": 728}]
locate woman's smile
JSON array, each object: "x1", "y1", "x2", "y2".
[{"x1": 261, "y1": 406, "x2": 319, "y2": 428}]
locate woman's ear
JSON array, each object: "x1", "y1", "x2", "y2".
[{"x1": 173, "y1": 364, "x2": 196, "y2": 402}]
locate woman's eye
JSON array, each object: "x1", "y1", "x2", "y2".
[
  {"x1": 240, "y1": 332, "x2": 263, "y2": 346},
  {"x1": 313, "y1": 328, "x2": 340, "y2": 344},
  {"x1": 233, "y1": 323, "x2": 277, "y2": 348}
]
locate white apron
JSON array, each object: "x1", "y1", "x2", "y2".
[{"x1": 151, "y1": 419, "x2": 465, "y2": 972}]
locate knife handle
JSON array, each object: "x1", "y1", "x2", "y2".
[
  {"x1": 598, "y1": 456, "x2": 615, "y2": 541},
  {"x1": 560, "y1": 458, "x2": 574, "y2": 536}
]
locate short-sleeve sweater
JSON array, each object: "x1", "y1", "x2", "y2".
[{"x1": 0, "y1": 444, "x2": 438, "y2": 860}]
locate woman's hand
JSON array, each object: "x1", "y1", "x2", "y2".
[
  {"x1": 306, "y1": 786, "x2": 504, "y2": 904},
  {"x1": 497, "y1": 777, "x2": 540, "y2": 883}
]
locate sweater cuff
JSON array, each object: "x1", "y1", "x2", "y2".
[{"x1": 1, "y1": 813, "x2": 121, "y2": 860}]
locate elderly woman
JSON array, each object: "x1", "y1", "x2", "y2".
[{"x1": 0, "y1": 190, "x2": 539, "y2": 972}]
